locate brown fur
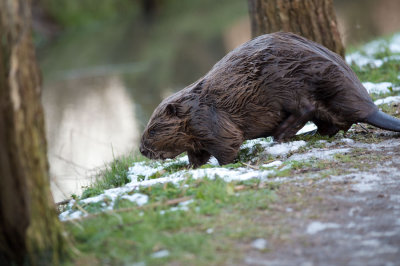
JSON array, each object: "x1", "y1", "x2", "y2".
[{"x1": 140, "y1": 32, "x2": 381, "y2": 167}]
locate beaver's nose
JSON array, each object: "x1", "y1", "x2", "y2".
[{"x1": 139, "y1": 145, "x2": 147, "y2": 156}]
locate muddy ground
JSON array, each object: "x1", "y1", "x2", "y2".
[{"x1": 241, "y1": 129, "x2": 400, "y2": 266}]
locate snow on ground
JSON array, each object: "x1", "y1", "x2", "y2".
[
  {"x1": 289, "y1": 147, "x2": 351, "y2": 161},
  {"x1": 59, "y1": 138, "x2": 346, "y2": 221},
  {"x1": 296, "y1": 122, "x2": 317, "y2": 135},
  {"x1": 346, "y1": 33, "x2": 400, "y2": 68},
  {"x1": 264, "y1": 141, "x2": 307, "y2": 157},
  {"x1": 306, "y1": 221, "x2": 340, "y2": 235},
  {"x1": 59, "y1": 33, "x2": 400, "y2": 221},
  {"x1": 389, "y1": 33, "x2": 400, "y2": 53},
  {"x1": 362, "y1": 82, "x2": 400, "y2": 95},
  {"x1": 374, "y1": 95, "x2": 400, "y2": 105}
]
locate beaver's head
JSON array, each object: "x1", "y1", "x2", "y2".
[{"x1": 140, "y1": 101, "x2": 192, "y2": 160}]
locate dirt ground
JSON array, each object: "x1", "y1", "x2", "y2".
[{"x1": 241, "y1": 130, "x2": 400, "y2": 266}]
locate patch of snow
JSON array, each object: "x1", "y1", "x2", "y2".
[
  {"x1": 346, "y1": 222, "x2": 357, "y2": 228},
  {"x1": 362, "y1": 39, "x2": 387, "y2": 55},
  {"x1": 368, "y1": 231, "x2": 399, "y2": 238},
  {"x1": 59, "y1": 210, "x2": 84, "y2": 221},
  {"x1": 353, "y1": 245, "x2": 398, "y2": 257},
  {"x1": 350, "y1": 139, "x2": 400, "y2": 150},
  {"x1": 251, "y1": 238, "x2": 268, "y2": 250},
  {"x1": 374, "y1": 96, "x2": 400, "y2": 105},
  {"x1": 340, "y1": 138, "x2": 355, "y2": 144},
  {"x1": 151, "y1": 249, "x2": 170, "y2": 258},
  {"x1": 306, "y1": 221, "x2": 340, "y2": 235},
  {"x1": 352, "y1": 183, "x2": 375, "y2": 193},
  {"x1": 128, "y1": 166, "x2": 275, "y2": 193},
  {"x1": 330, "y1": 172, "x2": 382, "y2": 193},
  {"x1": 179, "y1": 199, "x2": 194, "y2": 206},
  {"x1": 265, "y1": 141, "x2": 307, "y2": 157},
  {"x1": 289, "y1": 148, "x2": 350, "y2": 161},
  {"x1": 164, "y1": 155, "x2": 189, "y2": 166},
  {"x1": 182, "y1": 167, "x2": 273, "y2": 183},
  {"x1": 389, "y1": 33, "x2": 400, "y2": 53},
  {"x1": 128, "y1": 162, "x2": 163, "y2": 182},
  {"x1": 384, "y1": 54, "x2": 400, "y2": 62},
  {"x1": 241, "y1": 138, "x2": 273, "y2": 150},
  {"x1": 208, "y1": 156, "x2": 219, "y2": 166},
  {"x1": 361, "y1": 239, "x2": 380, "y2": 247},
  {"x1": 161, "y1": 199, "x2": 195, "y2": 214},
  {"x1": 396, "y1": 219, "x2": 400, "y2": 226},
  {"x1": 59, "y1": 188, "x2": 149, "y2": 221},
  {"x1": 362, "y1": 82, "x2": 400, "y2": 94},
  {"x1": 296, "y1": 122, "x2": 317, "y2": 135},
  {"x1": 262, "y1": 160, "x2": 283, "y2": 168},
  {"x1": 346, "y1": 34, "x2": 400, "y2": 68},
  {"x1": 390, "y1": 195, "x2": 400, "y2": 203},
  {"x1": 121, "y1": 193, "x2": 148, "y2": 206},
  {"x1": 242, "y1": 139, "x2": 310, "y2": 159},
  {"x1": 80, "y1": 194, "x2": 108, "y2": 205},
  {"x1": 346, "y1": 52, "x2": 383, "y2": 68}
]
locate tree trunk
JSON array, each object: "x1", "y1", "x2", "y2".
[
  {"x1": 0, "y1": 0, "x2": 68, "y2": 264},
  {"x1": 247, "y1": 0, "x2": 345, "y2": 57}
]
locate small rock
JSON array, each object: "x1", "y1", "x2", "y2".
[
  {"x1": 206, "y1": 228, "x2": 214, "y2": 234},
  {"x1": 151, "y1": 249, "x2": 170, "y2": 258},
  {"x1": 251, "y1": 238, "x2": 268, "y2": 250}
]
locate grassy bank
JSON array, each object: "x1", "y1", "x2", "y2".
[{"x1": 60, "y1": 34, "x2": 400, "y2": 265}]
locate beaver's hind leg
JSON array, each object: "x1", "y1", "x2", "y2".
[
  {"x1": 273, "y1": 105, "x2": 315, "y2": 141},
  {"x1": 312, "y1": 119, "x2": 340, "y2": 137}
]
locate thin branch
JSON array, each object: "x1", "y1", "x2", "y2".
[
  {"x1": 56, "y1": 199, "x2": 72, "y2": 206},
  {"x1": 241, "y1": 162, "x2": 259, "y2": 170}
]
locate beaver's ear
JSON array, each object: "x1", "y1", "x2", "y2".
[{"x1": 166, "y1": 103, "x2": 179, "y2": 117}]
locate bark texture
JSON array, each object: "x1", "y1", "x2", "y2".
[
  {"x1": 0, "y1": 0, "x2": 67, "y2": 264},
  {"x1": 247, "y1": 0, "x2": 345, "y2": 57}
]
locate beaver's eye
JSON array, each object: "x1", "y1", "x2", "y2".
[{"x1": 149, "y1": 129, "x2": 156, "y2": 137}]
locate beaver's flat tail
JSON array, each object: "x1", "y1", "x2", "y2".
[{"x1": 365, "y1": 110, "x2": 400, "y2": 132}]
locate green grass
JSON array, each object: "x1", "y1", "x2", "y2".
[
  {"x1": 81, "y1": 153, "x2": 147, "y2": 199},
  {"x1": 66, "y1": 177, "x2": 276, "y2": 265},
  {"x1": 349, "y1": 37, "x2": 400, "y2": 84}
]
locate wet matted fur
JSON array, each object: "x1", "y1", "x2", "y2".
[{"x1": 140, "y1": 32, "x2": 400, "y2": 167}]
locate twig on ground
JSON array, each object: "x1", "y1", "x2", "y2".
[
  {"x1": 74, "y1": 203, "x2": 89, "y2": 216},
  {"x1": 241, "y1": 162, "x2": 259, "y2": 170}
]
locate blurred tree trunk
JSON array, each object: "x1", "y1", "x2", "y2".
[
  {"x1": 0, "y1": 0, "x2": 68, "y2": 265},
  {"x1": 247, "y1": 0, "x2": 345, "y2": 57},
  {"x1": 141, "y1": 0, "x2": 159, "y2": 21}
]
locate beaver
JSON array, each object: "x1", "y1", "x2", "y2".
[{"x1": 140, "y1": 32, "x2": 400, "y2": 167}]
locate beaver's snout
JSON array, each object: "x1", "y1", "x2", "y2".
[{"x1": 139, "y1": 144, "x2": 150, "y2": 158}]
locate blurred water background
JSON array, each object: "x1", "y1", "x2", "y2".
[{"x1": 34, "y1": 0, "x2": 400, "y2": 201}]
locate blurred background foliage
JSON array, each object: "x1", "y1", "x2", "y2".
[{"x1": 38, "y1": 0, "x2": 135, "y2": 28}]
